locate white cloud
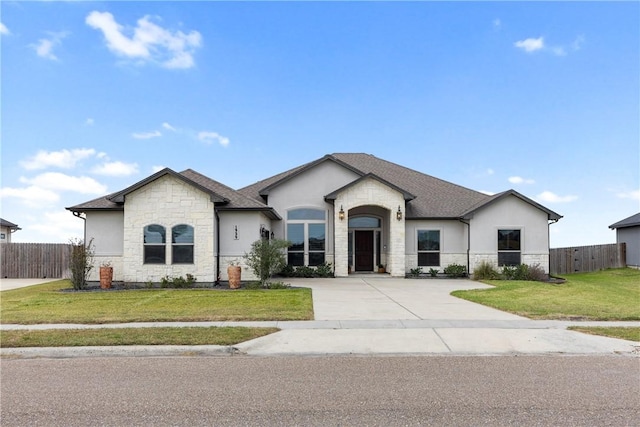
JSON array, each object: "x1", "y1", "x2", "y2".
[
  {"x1": 29, "y1": 210, "x2": 84, "y2": 242},
  {"x1": 1, "y1": 22, "x2": 10, "y2": 35},
  {"x1": 508, "y1": 176, "x2": 535, "y2": 185},
  {"x1": 536, "y1": 191, "x2": 578, "y2": 203},
  {"x1": 162, "y1": 122, "x2": 176, "y2": 131},
  {"x1": 151, "y1": 165, "x2": 166, "y2": 173},
  {"x1": 21, "y1": 148, "x2": 96, "y2": 170},
  {"x1": 0, "y1": 186, "x2": 60, "y2": 208},
  {"x1": 616, "y1": 189, "x2": 640, "y2": 200},
  {"x1": 86, "y1": 11, "x2": 202, "y2": 69},
  {"x1": 86, "y1": 118, "x2": 95, "y2": 126},
  {"x1": 20, "y1": 173, "x2": 107, "y2": 194},
  {"x1": 493, "y1": 19, "x2": 501, "y2": 30},
  {"x1": 572, "y1": 35, "x2": 585, "y2": 51},
  {"x1": 480, "y1": 190, "x2": 496, "y2": 196},
  {"x1": 198, "y1": 131, "x2": 230, "y2": 147},
  {"x1": 31, "y1": 31, "x2": 68, "y2": 61},
  {"x1": 92, "y1": 161, "x2": 139, "y2": 177},
  {"x1": 132, "y1": 130, "x2": 162, "y2": 139},
  {"x1": 514, "y1": 37, "x2": 544, "y2": 53},
  {"x1": 486, "y1": 168, "x2": 494, "y2": 176}
]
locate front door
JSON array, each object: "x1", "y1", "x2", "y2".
[{"x1": 354, "y1": 230, "x2": 374, "y2": 271}]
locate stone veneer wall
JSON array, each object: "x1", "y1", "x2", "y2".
[
  {"x1": 469, "y1": 253, "x2": 550, "y2": 274},
  {"x1": 122, "y1": 175, "x2": 216, "y2": 283},
  {"x1": 334, "y1": 178, "x2": 405, "y2": 277}
]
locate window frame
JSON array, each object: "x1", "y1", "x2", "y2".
[
  {"x1": 417, "y1": 229, "x2": 441, "y2": 267},
  {"x1": 143, "y1": 224, "x2": 167, "y2": 264},
  {"x1": 497, "y1": 229, "x2": 521, "y2": 266},
  {"x1": 286, "y1": 208, "x2": 326, "y2": 267},
  {"x1": 171, "y1": 224, "x2": 194, "y2": 264}
]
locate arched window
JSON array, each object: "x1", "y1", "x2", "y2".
[
  {"x1": 286, "y1": 208, "x2": 326, "y2": 266},
  {"x1": 172, "y1": 224, "x2": 194, "y2": 264},
  {"x1": 144, "y1": 224, "x2": 166, "y2": 264}
]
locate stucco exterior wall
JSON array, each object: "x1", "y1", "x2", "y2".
[
  {"x1": 334, "y1": 178, "x2": 405, "y2": 277},
  {"x1": 218, "y1": 211, "x2": 272, "y2": 281},
  {"x1": 267, "y1": 161, "x2": 361, "y2": 269},
  {"x1": 122, "y1": 175, "x2": 216, "y2": 283},
  {"x1": 469, "y1": 195, "x2": 550, "y2": 273},
  {"x1": 85, "y1": 211, "x2": 124, "y2": 281},
  {"x1": 0, "y1": 226, "x2": 12, "y2": 243},
  {"x1": 617, "y1": 226, "x2": 640, "y2": 267},
  {"x1": 404, "y1": 220, "x2": 467, "y2": 272}
]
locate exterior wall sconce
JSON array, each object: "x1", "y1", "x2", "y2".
[
  {"x1": 396, "y1": 205, "x2": 403, "y2": 221},
  {"x1": 339, "y1": 205, "x2": 345, "y2": 221}
]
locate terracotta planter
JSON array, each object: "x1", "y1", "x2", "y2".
[
  {"x1": 378, "y1": 267, "x2": 385, "y2": 273},
  {"x1": 99, "y1": 266, "x2": 113, "y2": 289},
  {"x1": 227, "y1": 266, "x2": 241, "y2": 289}
]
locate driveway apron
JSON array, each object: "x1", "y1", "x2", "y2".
[{"x1": 293, "y1": 277, "x2": 526, "y2": 321}]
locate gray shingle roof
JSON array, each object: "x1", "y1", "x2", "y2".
[
  {"x1": 609, "y1": 212, "x2": 640, "y2": 229},
  {"x1": 238, "y1": 153, "x2": 493, "y2": 218},
  {"x1": 0, "y1": 218, "x2": 20, "y2": 230}
]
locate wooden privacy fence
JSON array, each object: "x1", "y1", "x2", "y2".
[
  {"x1": 1, "y1": 243, "x2": 72, "y2": 278},
  {"x1": 550, "y1": 243, "x2": 626, "y2": 275}
]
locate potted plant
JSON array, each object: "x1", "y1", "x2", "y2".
[
  {"x1": 378, "y1": 264, "x2": 386, "y2": 273},
  {"x1": 99, "y1": 261, "x2": 113, "y2": 289},
  {"x1": 227, "y1": 260, "x2": 241, "y2": 289}
]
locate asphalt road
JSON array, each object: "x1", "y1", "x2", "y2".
[{"x1": 2, "y1": 355, "x2": 638, "y2": 426}]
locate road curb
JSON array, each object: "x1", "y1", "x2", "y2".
[{"x1": 0, "y1": 345, "x2": 240, "y2": 359}]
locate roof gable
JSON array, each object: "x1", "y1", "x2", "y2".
[
  {"x1": 461, "y1": 190, "x2": 562, "y2": 221},
  {"x1": 325, "y1": 173, "x2": 416, "y2": 201},
  {"x1": 108, "y1": 168, "x2": 229, "y2": 204}
]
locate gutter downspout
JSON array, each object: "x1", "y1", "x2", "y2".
[
  {"x1": 459, "y1": 218, "x2": 471, "y2": 276},
  {"x1": 215, "y1": 210, "x2": 221, "y2": 285},
  {"x1": 548, "y1": 218, "x2": 559, "y2": 277},
  {"x1": 72, "y1": 211, "x2": 87, "y2": 244}
]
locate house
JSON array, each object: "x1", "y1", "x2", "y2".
[
  {"x1": 67, "y1": 153, "x2": 562, "y2": 283},
  {"x1": 609, "y1": 212, "x2": 640, "y2": 268},
  {"x1": 0, "y1": 218, "x2": 21, "y2": 243}
]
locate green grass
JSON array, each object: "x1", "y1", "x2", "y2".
[
  {"x1": 0, "y1": 326, "x2": 278, "y2": 348},
  {"x1": 568, "y1": 327, "x2": 640, "y2": 342},
  {"x1": 1, "y1": 280, "x2": 314, "y2": 324},
  {"x1": 452, "y1": 268, "x2": 640, "y2": 320}
]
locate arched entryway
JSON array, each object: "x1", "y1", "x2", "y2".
[{"x1": 347, "y1": 211, "x2": 385, "y2": 272}]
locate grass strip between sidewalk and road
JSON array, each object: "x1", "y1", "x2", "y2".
[
  {"x1": 567, "y1": 327, "x2": 640, "y2": 342},
  {"x1": 451, "y1": 268, "x2": 640, "y2": 321},
  {"x1": 1, "y1": 280, "x2": 313, "y2": 325},
  {"x1": 0, "y1": 326, "x2": 279, "y2": 348}
]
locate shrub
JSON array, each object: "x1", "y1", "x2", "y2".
[
  {"x1": 444, "y1": 263, "x2": 466, "y2": 278},
  {"x1": 160, "y1": 274, "x2": 197, "y2": 288},
  {"x1": 527, "y1": 263, "x2": 547, "y2": 282},
  {"x1": 501, "y1": 264, "x2": 547, "y2": 281},
  {"x1": 314, "y1": 262, "x2": 334, "y2": 278},
  {"x1": 278, "y1": 262, "x2": 334, "y2": 278},
  {"x1": 473, "y1": 261, "x2": 501, "y2": 280},
  {"x1": 428, "y1": 268, "x2": 439, "y2": 277},
  {"x1": 69, "y1": 238, "x2": 94, "y2": 290},
  {"x1": 245, "y1": 239, "x2": 291, "y2": 287},
  {"x1": 409, "y1": 267, "x2": 423, "y2": 276}
]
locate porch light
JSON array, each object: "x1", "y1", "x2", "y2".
[
  {"x1": 339, "y1": 205, "x2": 345, "y2": 221},
  {"x1": 396, "y1": 205, "x2": 403, "y2": 221}
]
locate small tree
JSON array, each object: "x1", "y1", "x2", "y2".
[
  {"x1": 244, "y1": 239, "x2": 290, "y2": 287},
  {"x1": 69, "y1": 238, "x2": 94, "y2": 290}
]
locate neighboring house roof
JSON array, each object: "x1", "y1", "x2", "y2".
[
  {"x1": 609, "y1": 212, "x2": 640, "y2": 229},
  {"x1": 0, "y1": 218, "x2": 21, "y2": 231}
]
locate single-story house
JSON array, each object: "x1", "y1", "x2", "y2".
[
  {"x1": 0, "y1": 218, "x2": 21, "y2": 243},
  {"x1": 67, "y1": 153, "x2": 562, "y2": 283},
  {"x1": 609, "y1": 212, "x2": 640, "y2": 268}
]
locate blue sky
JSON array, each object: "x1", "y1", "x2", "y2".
[{"x1": 1, "y1": 1, "x2": 638, "y2": 247}]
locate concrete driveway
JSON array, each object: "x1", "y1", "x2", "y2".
[
  {"x1": 0, "y1": 278, "x2": 61, "y2": 291},
  {"x1": 289, "y1": 276, "x2": 525, "y2": 321}
]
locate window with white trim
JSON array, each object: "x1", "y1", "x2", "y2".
[
  {"x1": 144, "y1": 224, "x2": 166, "y2": 264},
  {"x1": 172, "y1": 224, "x2": 194, "y2": 264},
  {"x1": 417, "y1": 230, "x2": 440, "y2": 266},
  {"x1": 498, "y1": 229, "x2": 521, "y2": 266},
  {"x1": 287, "y1": 208, "x2": 325, "y2": 266}
]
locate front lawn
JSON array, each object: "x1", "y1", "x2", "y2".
[
  {"x1": 0, "y1": 326, "x2": 279, "y2": 348},
  {"x1": 568, "y1": 327, "x2": 640, "y2": 342},
  {"x1": 451, "y1": 268, "x2": 640, "y2": 321},
  {"x1": 1, "y1": 280, "x2": 314, "y2": 324}
]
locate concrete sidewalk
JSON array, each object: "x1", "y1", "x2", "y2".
[
  {"x1": 1, "y1": 277, "x2": 638, "y2": 358},
  {"x1": 0, "y1": 278, "x2": 61, "y2": 291}
]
